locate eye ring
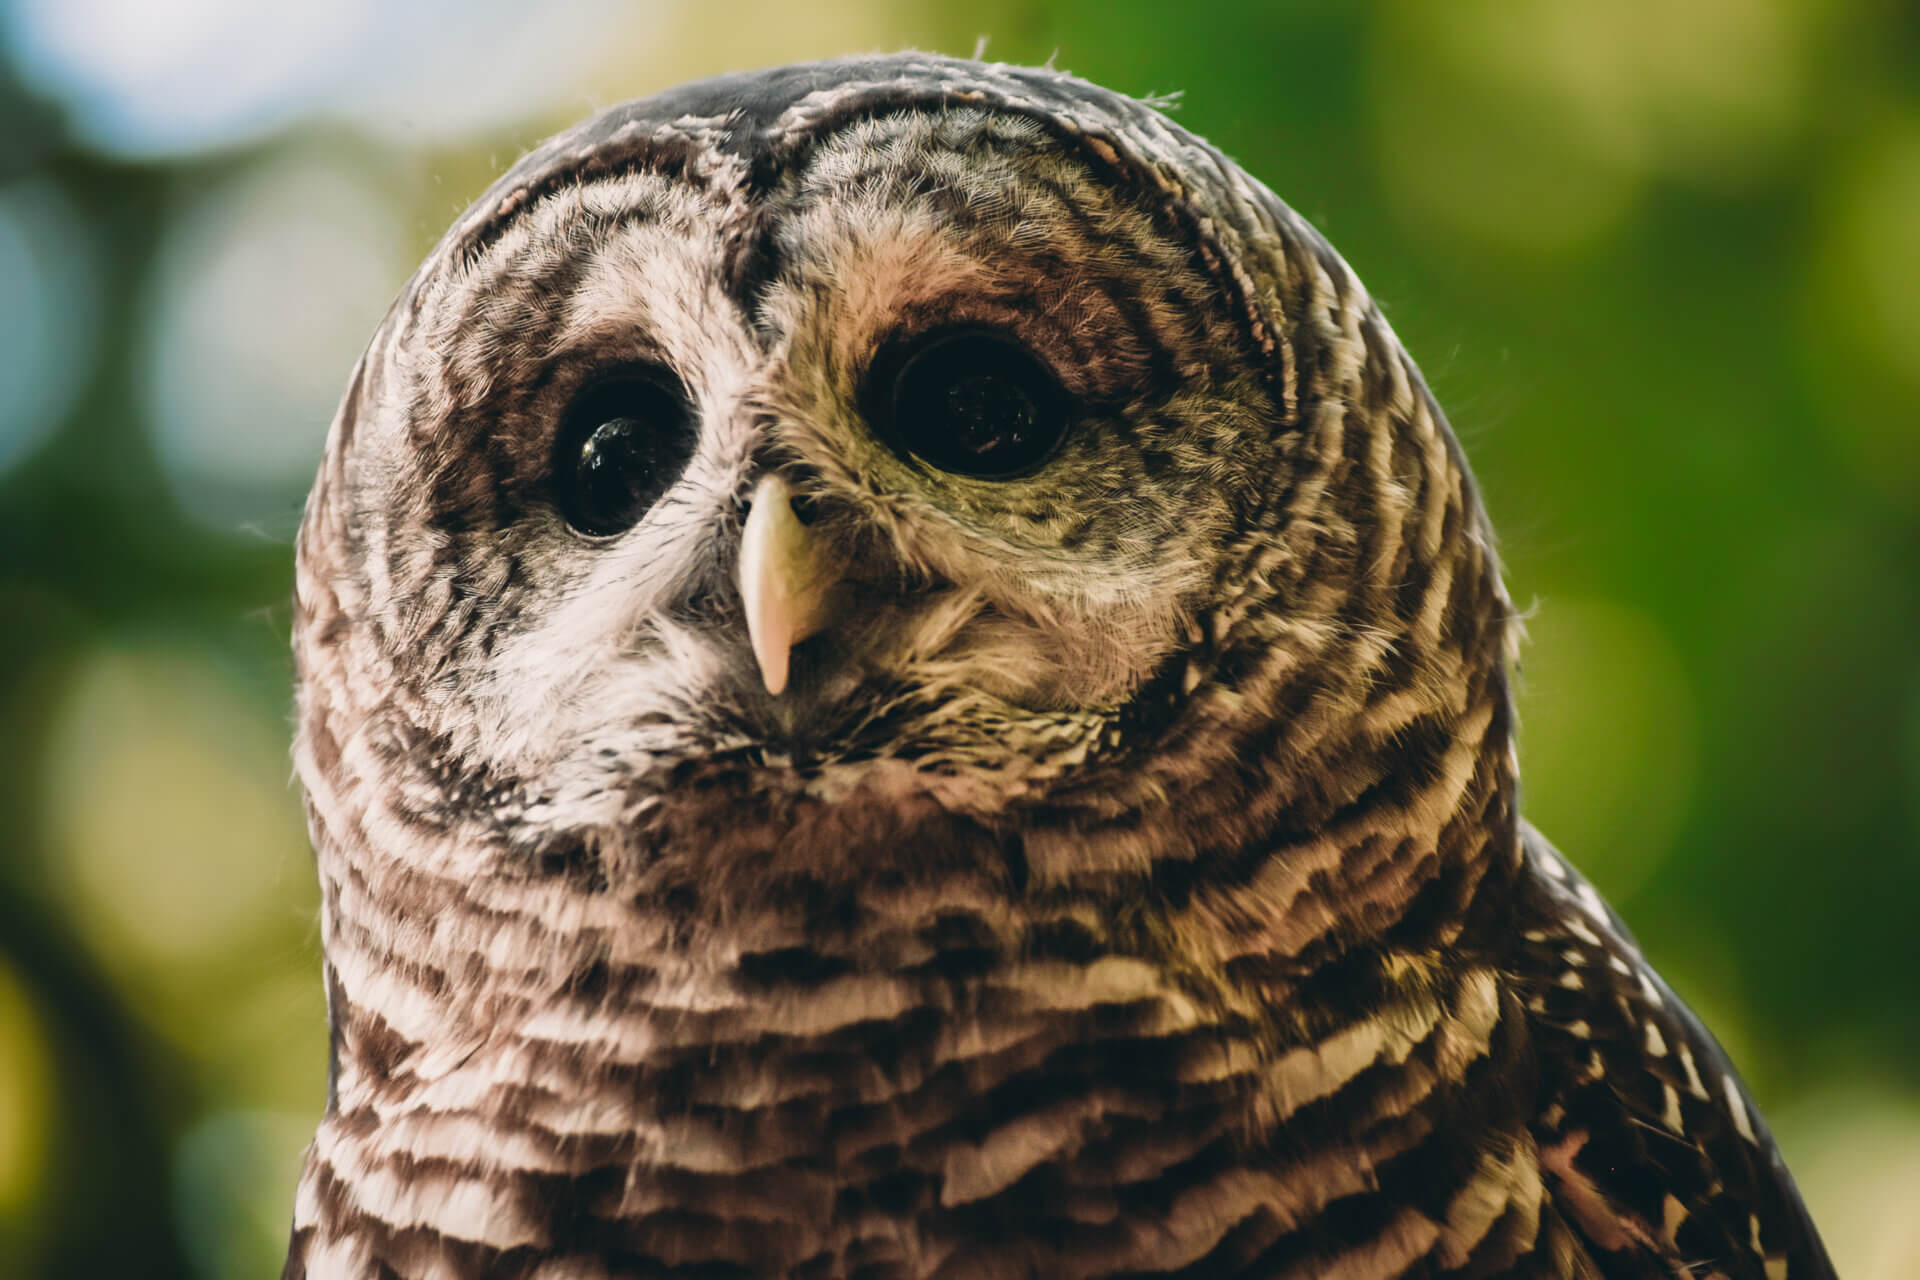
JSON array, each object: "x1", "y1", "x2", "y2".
[
  {"x1": 862, "y1": 327, "x2": 1072, "y2": 479},
  {"x1": 551, "y1": 367, "x2": 698, "y2": 538}
]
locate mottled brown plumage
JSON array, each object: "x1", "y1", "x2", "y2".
[{"x1": 284, "y1": 54, "x2": 1833, "y2": 1279}]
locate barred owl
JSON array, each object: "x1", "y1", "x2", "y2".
[{"x1": 284, "y1": 54, "x2": 1835, "y2": 1280}]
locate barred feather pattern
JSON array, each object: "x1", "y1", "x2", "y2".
[{"x1": 284, "y1": 55, "x2": 1834, "y2": 1279}]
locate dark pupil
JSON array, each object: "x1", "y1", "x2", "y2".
[
  {"x1": 881, "y1": 331, "x2": 1068, "y2": 478},
  {"x1": 556, "y1": 376, "x2": 695, "y2": 536},
  {"x1": 940, "y1": 372, "x2": 1036, "y2": 459}
]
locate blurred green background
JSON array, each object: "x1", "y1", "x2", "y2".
[{"x1": 1, "y1": 1, "x2": 1916, "y2": 1276}]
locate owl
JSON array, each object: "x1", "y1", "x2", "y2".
[{"x1": 283, "y1": 55, "x2": 1835, "y2": 1279}]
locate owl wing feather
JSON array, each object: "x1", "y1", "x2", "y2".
[{"x1": 1509, "y1": 823, "x2": 1835, "y2": 1280}]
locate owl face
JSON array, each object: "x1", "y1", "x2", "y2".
[{"x1": 298, "y1": 55, "x2": 1509, "y2": 898}]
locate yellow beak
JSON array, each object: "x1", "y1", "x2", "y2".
[{"x1": 737, "y1": 474, "x2": 840, "y2": 695}]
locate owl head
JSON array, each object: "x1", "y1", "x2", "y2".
[{"x1": 295, "y1": 54, "x2": 1516, "y2": 918}]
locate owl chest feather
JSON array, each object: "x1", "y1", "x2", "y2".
[{"x1": 289, "y1": 829, "x2": 1571, "y2": 1279}]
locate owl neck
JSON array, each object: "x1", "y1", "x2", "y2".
[{"x1": 290, "y1": 690, "x2": 1525, "y2": 1272}]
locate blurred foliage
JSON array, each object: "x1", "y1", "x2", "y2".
[{"x1": 1, "y1": 1, "x2": 1916, "y2": 1277}]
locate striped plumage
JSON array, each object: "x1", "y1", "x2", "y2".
[{"x1": 285, "y1": 55, "x2": 1834, "y2": 1279}]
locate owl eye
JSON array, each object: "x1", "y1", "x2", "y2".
[
  {"x1": 868, "y1": 329, "x2": 1070, "y2": 479},
  {"x1": 553, "y1": 372, "x2": 697, "y2": 537}
]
